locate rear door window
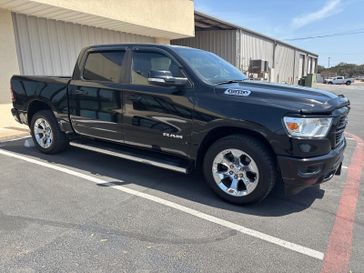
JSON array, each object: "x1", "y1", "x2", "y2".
[{"x1": 83, "y1": 51, "x2": 125, "y2": 83}]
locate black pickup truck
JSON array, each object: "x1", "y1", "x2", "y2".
[{"x1": 11, "y1": 44, "x2": 349, "y2": 204}]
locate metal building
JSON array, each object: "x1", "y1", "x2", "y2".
[{"x1": 172, "y1": 11, "x2": 318, "y2": 84}]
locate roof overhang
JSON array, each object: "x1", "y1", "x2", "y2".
[
  {"x1": 0, "y1": 0, "x2": 194, "y2": 39},
  {"x1": 195, "y1": 12, "x2": 236, "y2": 31}
]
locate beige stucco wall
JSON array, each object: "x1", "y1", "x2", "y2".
[
  {"x1": 0, "y1": 9, "x2": 20, "y2": 104},
  {"x1": 5, "y1": 0, "x2": 195, "y2": 39},
  {"x1": 46, "y1": 0, "x2": 194, "y2": 37},
  {"x1": 155, "y1": 37, "x2": 171, "y2": 45}
]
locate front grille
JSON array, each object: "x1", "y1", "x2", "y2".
[{"x1": 333, "y1": 108, "x2": 349, "y2": 148}]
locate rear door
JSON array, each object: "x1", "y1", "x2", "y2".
[
  {"x1": 334, "y1": 76, "x2": 343, "y2": 84},
  {"x1": 68, "y1": 48, "x2": 129, "y2": 142},
  {"x1": 122, "y1": 47, "x2": 195, "y2": 158}
]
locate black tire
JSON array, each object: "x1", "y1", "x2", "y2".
[
  {"x1": 346, "y1": 81, "x2": 351, "y2": 85},
  {"x1": 203, "y1": 134, "x2": 277, "y2": 204},
  {"x1": 328, "y1": 82, "x2": 333, "y2": 84},
  {"x1": 30, "y1": 110, "x2": 68, "y2": 154}
]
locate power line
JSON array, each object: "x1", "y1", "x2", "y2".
[{"x1": 284, "y1": 28, "x2": 364, "y2": 41}]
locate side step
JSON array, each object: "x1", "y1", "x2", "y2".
[{"x1": 69, "y1": 140, "x2": 190, "y2": 174}]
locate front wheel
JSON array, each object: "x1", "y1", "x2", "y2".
[
  {"x1": 203, "y1": 135, "x2": 277, "y2": 204},
  {"x1": 30, "y1": 110, "x2": 68, "y2": 154}
]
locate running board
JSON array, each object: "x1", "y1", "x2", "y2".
[{"x1": 69, "y1": 140, "x2": 190, "y2": 174}]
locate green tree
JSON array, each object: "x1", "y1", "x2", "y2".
[{"x1": 318, "y1": 63, "x2": 364, "y2": 77}]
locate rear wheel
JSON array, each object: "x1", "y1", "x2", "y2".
[
  {"x1": 203, "y1": 135, "x2": 277, "y2": 204},
  {"x1": 346, "y1": 81, "x2": 351, "y2": 85},
  {"x1": 30, "y1": 110, "x2": 68, "y2": 154}
]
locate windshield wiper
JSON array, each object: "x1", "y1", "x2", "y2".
[{"x1": 216, "y1": 79, "x2": 245, "y2": 85}]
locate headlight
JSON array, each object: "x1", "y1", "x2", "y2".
[{"x1": 283, "y1": 117, "x2": 333, "y2": 138}]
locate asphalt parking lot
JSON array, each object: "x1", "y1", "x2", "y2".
[{"x1": 0, "y1": 83, "x2": 363, "y2": 273}]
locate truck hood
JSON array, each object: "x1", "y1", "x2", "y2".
[{"x1": 214, "y1": 80, "x2": 349, "y2": 114}]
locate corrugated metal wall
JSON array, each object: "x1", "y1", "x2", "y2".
[
  {"x1": 172, "y1": 30, "x2": 238, "y2": 66},
  {"x1": 238, "y1": 31, "x2": 274, "y2": 73},
  {"x1": 275, "y1": 44, "x2": 295, "y2": 84},
  {"x1": 172, "y1": 29, "x2": 318, "y2": 85},
  {"x1": 12, "y1": 13, "x2": 155, "y2": 76}
]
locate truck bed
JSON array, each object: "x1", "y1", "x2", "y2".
[{"x1": 11, "y1": 75, "x2": 72, "y2": 126}]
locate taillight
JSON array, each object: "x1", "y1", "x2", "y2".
[{"x1": 10, "y1": 83, "x2": 15, "y2": 102}]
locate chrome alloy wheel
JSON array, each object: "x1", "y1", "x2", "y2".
[
  {"x1": 212, "y1": 149, "x2": 259, "y2": 197},
  {"x1": 33, "y1": 118, "x2": 53, "y2": 149}
]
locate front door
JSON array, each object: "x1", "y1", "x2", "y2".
[
  {"x1": 68, "y1": 49, "x2": 128, "y2": 142},
  {"x1": 122, "y1": 48, "x2": 195, "y2": 158}
]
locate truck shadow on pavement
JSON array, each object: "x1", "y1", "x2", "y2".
[{"x1": 2, "y1": 140, "x2": 326, "y2": 217}]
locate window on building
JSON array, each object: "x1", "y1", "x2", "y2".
[
  {"x1": 131, "y1": 51, "x2": 183, "y2": 85},
  {"x1": 83, "y1": 51, "x2": 125, "y2": 83}
]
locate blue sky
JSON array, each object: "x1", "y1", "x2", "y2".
[{"x1": 194, "y1": 0, "x2": 364, "y2": 67}]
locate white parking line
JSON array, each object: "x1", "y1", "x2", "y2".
[
  {"x1": 0, "y1": 148, "x2": 324, "y2": 261},
  {"x1": 0, "y1": 135, "x2": 30, "y2": 143}
]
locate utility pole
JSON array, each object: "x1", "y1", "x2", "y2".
[{"x1": 328, "y1": 57, "x2": 331, "y2": 68}]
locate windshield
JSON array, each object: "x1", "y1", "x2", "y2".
[{"x1": 174, "y1": 47, "x2": 247, "y2": 85}]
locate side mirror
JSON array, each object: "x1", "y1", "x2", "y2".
[{"x1": 148, "y1": 70, "x2": 188, "y2": 87}]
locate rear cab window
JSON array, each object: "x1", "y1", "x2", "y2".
[{"x1": 83, "y1": 51, "x2": 125, "y2": 83}]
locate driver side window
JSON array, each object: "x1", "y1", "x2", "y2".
[{"x1": 131, "y1": 51, "x2": 183, "y2": 86}]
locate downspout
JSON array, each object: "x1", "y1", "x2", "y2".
[
  {"x1": 237, "y1": 29, "x2": 242, "y2": 71},
  {"x1": 271, "y1": 41, "x2": 278, "y2": 82},
  {"x1": 272, "y1": 41, "x2": 277, "y2": 69},
  {"x1": 292, "y1": 49, "x2": 296, "y2": 84}
]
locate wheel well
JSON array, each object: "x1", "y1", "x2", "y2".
[
  {"x1": 27, "y1": 100, "x2": 52, "y2": 125},
  {"x1": 196, "y1": 127, "x2": 275, "y2": 168}
]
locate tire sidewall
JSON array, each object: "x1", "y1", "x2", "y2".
[
  {"x1": 31, "y1": 111, "x2": 60, "y2": 154},
  {"x1": 203, "y1": 136, "x2": 275, "y2": 204}
]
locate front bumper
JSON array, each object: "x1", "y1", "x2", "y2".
[{"x1": 277, "y1": 139, "x2": 346, "y2": 195}]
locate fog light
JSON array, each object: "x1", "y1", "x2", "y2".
[{"x1": 299, "y1": 143, "x2": 312, "y2": 153}]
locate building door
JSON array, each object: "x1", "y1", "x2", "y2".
[
  {"x1": 312, "y1": 58, "x2": 317, "y2": 73},
  {"x1": 308, "y1": 57, "x2": 312, "y2": 74},
  {"x1": 298, "y1": 54, "x2": 305, "y2": 79}
]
